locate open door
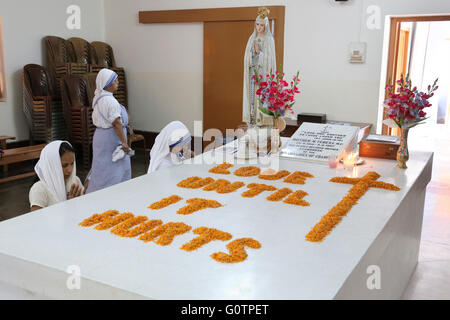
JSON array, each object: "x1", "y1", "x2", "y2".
[{"x1": 383, "y1": 15, "x2": 450, "y2": 135}]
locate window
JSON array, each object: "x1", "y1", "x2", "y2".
[{"x1": 0, "y1": 15, "x2": 7, "y2": 102}]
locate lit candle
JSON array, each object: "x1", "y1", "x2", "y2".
[{"x1": 343, "y1": 152, "x2": 358, "y2": 169}]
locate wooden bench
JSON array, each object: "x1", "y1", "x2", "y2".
[
  {"x1": 0, "y1": 144, "x2": 46, "y2": 183},
  {"x1": 0, "y1": 135, "x2": 16, "y2": 173}
]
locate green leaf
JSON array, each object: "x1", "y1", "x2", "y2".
[{"x1": 258, "y1": 106, "x2": 274, "y2": 116}]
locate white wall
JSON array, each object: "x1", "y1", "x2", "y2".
[
  {"x1": 0, "y1": 0, "x2": 105, "y2": 141},
  {"x1": 3, "y1": 0, "x2": 449, "y2": 140},
  {"x1": 104, "y1": 0, "x2": 450, "y2": 136}
]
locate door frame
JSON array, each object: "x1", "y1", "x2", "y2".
[
  {"x1": 0, "y1": 16, "x2": 7, "y2": 102},
  {"x1": 381, "y1": 14, "x2": 450, "y2": 135}
]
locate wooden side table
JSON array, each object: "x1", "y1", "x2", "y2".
[{"x1": 0, "y1": 136, "x2": 16, "y2": 173}]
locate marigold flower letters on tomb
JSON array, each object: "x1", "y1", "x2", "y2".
[{"x1": 78, "y1": 163, "x2": 400, "y2": 263}]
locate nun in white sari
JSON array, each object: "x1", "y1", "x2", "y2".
[
  {"x1": 147, "y1": 121, "x2": 192, "y2": 173},
  {"x1": 86, "y1": 68, "x2": 131, "y2": 193},
  {"x1": 29, "y1": 141, "x2": 84, "y2": 211}
]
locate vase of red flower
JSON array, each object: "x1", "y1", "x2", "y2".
[
  {"x1": 397, "y1": 128, "x2": 409, "y2": 169},
  {"x1": 383, "y1": 74, "x2": 438, "y2": 169},
  {"x1": 252, "y1": 69, "x2": 300, "y2": 153},
  {"x1": 252, "y1": 69, "x2": 300, "y2": 123}
]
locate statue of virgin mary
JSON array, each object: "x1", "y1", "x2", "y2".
[{"x1": 242, "y1": 7, "x2": 277, "y2": 127}]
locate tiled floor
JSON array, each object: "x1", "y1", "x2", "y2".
[{"x1": 1, "y1": 130, "x2": 449, "y2": 299}]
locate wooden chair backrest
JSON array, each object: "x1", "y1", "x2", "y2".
[
  {"x1": 67, "y1": 37, "x2": 91, "y2": 65},
  {"x1": 23, "y1": 64, "x2": 53, "y2": 97},
  {"x1": 90, "y1": 41, "x2": 116, "y2": 68}
]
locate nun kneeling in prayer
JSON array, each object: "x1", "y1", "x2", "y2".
[
  {"x1": 29, "y1": 141, "x2": 84, "y2": 211},
  {"x1": 147, "y1": 121, "x2": 193, "y2": 173},
  {"x1": 85, "y1": 68, "x2": 132, "y2": 193}
]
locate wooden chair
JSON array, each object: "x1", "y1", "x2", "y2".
[
  {"x1": 22, "y1": 64, "x2": 67, "y2": 143},
  {"x1": 67, "y1": 37, "x2": 92, "y2": 64},
  {"x1": 90, "y1": 41, "x2": 116, "y2": 68},
  {"x1": 44, "y1": 36, "x2": 71, "y2": 95},
  {"x1": 60, "y1": 75, "x2": 95, "y2": 169},
  {"x1": 45, "y1": 36, "x2": 91, "y2": 96}
]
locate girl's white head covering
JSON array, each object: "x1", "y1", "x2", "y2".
[
  {"x1": 147, "y1": 121, "x2": 191, "y2": 174},
  {"x1": 34, "y1": 140, "x2": 76, "y2": 203},
  {"x1": 93, "y1": 68, "x2": 118, "y2": 108}
]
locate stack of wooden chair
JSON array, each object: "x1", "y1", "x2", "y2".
[
  {"x1": 29, "y1": 36, "x2": 145, "y2": 168},
  {"x1": 60, "y1": 74, "x2": 96, "y2": 169},
  {"x1": 22, "y1": 64, "x2": 67, "y2": 143}
]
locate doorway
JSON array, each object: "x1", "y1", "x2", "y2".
[
  {"x1": 381, "y1": 16, "x2": 450, "y2": 137},
  {"x1": 381, "y1": 16, "x2": 450, "y2": 300}
]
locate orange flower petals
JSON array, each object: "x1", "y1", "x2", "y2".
[
  {"x1": 329, "y1": 177, "x2": 359, "y2": 185},
  {"x1": 177, "y1": 198, "x2": 223, "y2": 215},
  {"x1": 177, "y1": 177, "x2": 215, "y2": 189},
  {"x1": 242, "y1": 183, "x2": 277, "y2": 198},
  {"x1": 148, "y1": 195, "x2": 183, "y2": 210},
  {"x1": 95, "y1": 212, "x2": 134, "y2": 231},
  {"x1": 177, "y1": 177, "x2": 201, "y2": 188},
  {"x1": 79, "y1": 210, "x2": 119, "y2": 227},
  {"x1": 216, "y1": 181, "x2": 245, "y2": 194},
  {"x1": 111, "y1": 216, "x2": 148, "y2": 237},
  {"x1": 125, "y1": 219, "x2": 163, "y2": 238},
  {"x1": 201, "y1": 179, "x2": 244, "y2": 193},
  {"x1": 330, "y1": 175, "x2": 400, "y2": 191},
  {"x1": 234, "y1": 166, "x2": 261, "y2": 177},
  {"x1": 259, "y1": 170, "x2": 291, "y2": 181},
  {"x1": 370, "y1": 181, "x2": 401, "y2": 191},
  {"x1": 138, "y1": 222, "x2": 192, "y2": 246},
  {"x1": 283, "y1": 190, "x2": 310, "y2": 206},
  {"x1": 267, "y1": 188, "x2": 293, "y2": 201},
  {"x1": 284, "y1": 171, "x2": 314, "y2": 185},
  {"x1": 203, "y1": 179, "x2": 229, "y2": 191},
  {"x1": 189, "y1": 177, "x2": 215, "y2": 188},
  {"x1": 211, "y1": 238, "x2": 262, "y2": 263},
  {"x1": 209, "y1": 163, "x2": 233, "y2": 175},
  {"x1": 180, "y1": 227, "x2": 232, "y2": 251},
  {"x1": 306, "y1": 171, "x2": 389, "y2": 243}
]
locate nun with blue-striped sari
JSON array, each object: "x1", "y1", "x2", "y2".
[
  {"x1": 147, "y1": 121, "x2": 192, "y2": 173},
  {"x1": 85, "y1": 68, "x2": 131, "y2": 193}
]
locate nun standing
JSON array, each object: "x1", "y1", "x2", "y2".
[
  {"x1": 29, "y1": 141, "x2": 84, "y2": 211},
  {"x1": 147, "y1": 121, "x2": 192, "y2": 173},
  {"x1": 86, "y1": 69, "x2": 131, "y2": 193}
]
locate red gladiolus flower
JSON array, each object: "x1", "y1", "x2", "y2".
[{"x1": 253, "y1": 69, "x2": 301, "y2": 116}]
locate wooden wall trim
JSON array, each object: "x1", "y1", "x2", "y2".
[
  {"x1": 389, "y1": 15, "x2": 450, "y2": 23},
  {"x1": 139, "y1": 6, "x2": 285, "y2": 70},
  {"x1": 139, "y1": 6, "x2": 285, "y2": 24}
]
